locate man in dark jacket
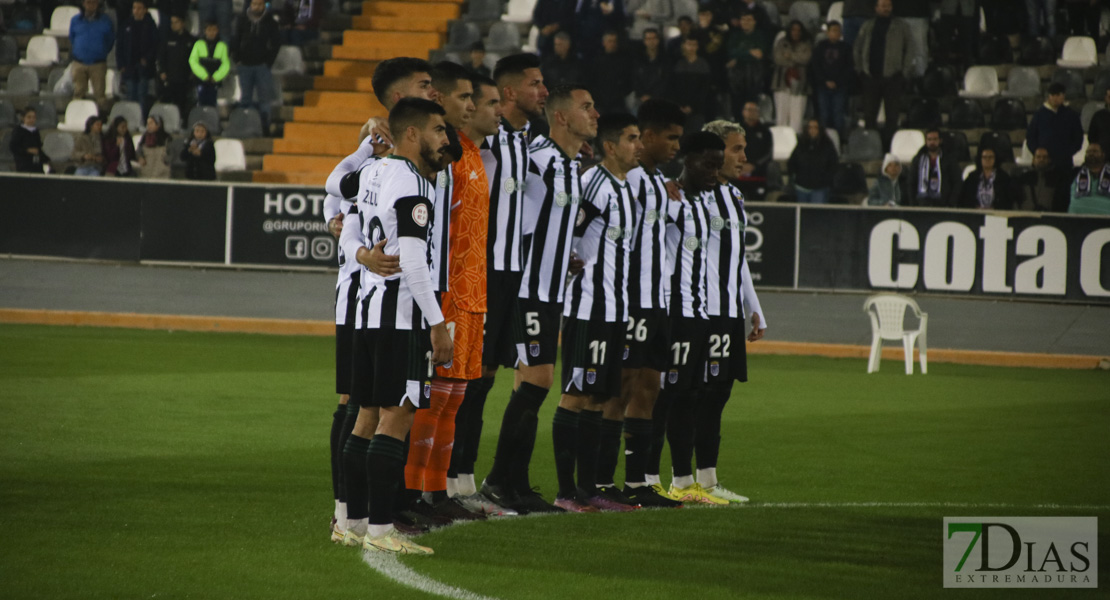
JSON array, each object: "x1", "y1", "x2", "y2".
[
  {"x1": 234, "y1": 0, "x2": 282, "y2": 134},
  {"x1": 541, "y1": 32, "x2": 585, "y2": 87},
  {"x1": 632, "y1": 28, "x2": 668, "y2": 108},
  {"x1": 853, "y1": 0, "x2": 913, "y2": 136},
  {"x1": 157, "y1": 12, "x2": 194, "y2": 118},
  {"x1": 811, "y1": 20, "x2": 853, "y2": 136},
  {"x1": 118, "y1": 0, "x2": 159, "y2": 118},
  {"x1": 907, "y1": 127, "x2": 960, "y2": 207},
  {"x1": 1018, "y1": 146, "x2": 1071, "y2": 212},
  {"x1": 1087, "y1": 87, "x2": 1110, "y2": 150},
  {"x1": 589, "y1": 31, "x2": 633, "y2": 114},
  {"x1": 532, "y1": 0, "x2": 575, "y2": 57},
  {"x1": 1026, "y1": 82, "x2": 1084, "y2": 172},
  {"x1": 735, "y1": 100, "x2": 772, "y2": 199}
]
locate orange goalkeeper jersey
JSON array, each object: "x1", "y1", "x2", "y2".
[{"x1": 447, "y1": 131, "x2": 489, "y2": 313}]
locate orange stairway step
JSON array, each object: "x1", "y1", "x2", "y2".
[
  {"x1": 304, "y1": 91, "x2": 386, "y2": 111},
  {"x1": 363, "y1": 0, "x2": 462, "y2": 15},
  {"x1": 293, "y1": 106, "x2": 384, "y2": 124},
  {"x1": 323, "y1": 60, "x2": 379, "y2": 77},
  {"x1": 332, "y1": 45, "x2": 434, "y2": 61},
  {"x1": 263, "y1": 154, "x2": 346, "y2": 173},
  {"x1": 284, "y1": 122, "x2": 368, "y2": 142},
  {"x1": 272, "y1": 138, "x2": 355, "y2": 157},
  {"x1": 344, "y1": 31, "x2": 442, "y2": 48},
  {"x1": 253, "y1": 171, "x2": 330, "y2": 185},
  {"x1": 314, "y1": 75, "x2": 378, "y2": 93},
  {"x1": 352, "y1": 15, "x2": 450, "y2": 32}
]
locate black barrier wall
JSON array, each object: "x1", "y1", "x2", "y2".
[{"x1": 2, "y1": 175, "x2": 1109, "y2": 304}]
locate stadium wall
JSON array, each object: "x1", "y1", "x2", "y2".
[{"x1": 3, "y1": 174, "x2": 1109, "y2": 305}]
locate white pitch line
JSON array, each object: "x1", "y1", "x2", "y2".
[{"x1": 362, "y1": 551, "x2": 501, "y2": 600}]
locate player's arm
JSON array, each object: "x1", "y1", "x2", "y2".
[
  {"x1": 325, "y1": 137, "x2": 379, "y2": 199},
  {"x1": 323, "y1": 194, "x2": 345, "y2": 239},
  {"x1": 394, "y1": 196, "x2": 452, "y2": 365},
  {"x1": 739, "y1": 258, "x2": 766, "y2": 342}
]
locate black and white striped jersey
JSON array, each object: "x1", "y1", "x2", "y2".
[
  {"x1": 519, "y1": 135, "x2": 582, "y2": 304},
  {"x1": 430, "y1": 167, "x2": 452, "y2": 293},
  {"x1": 665, "y1": 190, "x2": 713, "y2": 320},
  {"x1": 481, "y1": 119, "x2": 530, "y2": 273},
  {"x1": 564, "y1": 165, "x2": 636, "y2": 323},
  {"x1": 704, "y1": 182, "x2": 747, "y2": 319},
  {"x1": 331, "y1": 194, "x2": 361, "y2": 326},
  {"x1": 625, "y1": 164, "x2": 670, "y2": 311},
  {"x1": 353, "y1": 155, "x2": 436, "y2": 331}
]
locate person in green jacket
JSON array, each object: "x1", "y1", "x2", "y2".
[{"x1": 189, "y1": 20, "x2": 230, "y2": 107}]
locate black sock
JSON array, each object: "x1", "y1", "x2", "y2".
[
  {"x1": 575, "y1": 410, "x2": 603, "y2": 494},
  {"x1": 647, "y1": 387, "x2": 675, "y2": 478},
  {"x1": 330, "y1": 403, "x2": 345, "y2": 500},
  {"x1": 450, "y1": 375, "x2": 494, "y2": 477},
  {"x1": 552, "y1": 407, "x2": 579, "y2": 498},
  {"x1": 623, "y1": 417, "x2": 653, "y2": 486},
  {"x1": 486, "y1": 382, "x2": 547, "y2": 489},
  {"x1": 695, "y1": 383, "x2": 731, "y2": 471},
  {"x1": 367, "y1": 434, "x2": 406, "y2": 526},
  {"x1": 429, "y1": 489, "x2": 448, "y2": 504},
  {"x1": 336, "y1": 403, "x2": 358, "y2": 502},
  {"x1": 343, "y1": 434, "x2": 372, "y2": 520},
  {"x1": 465, "y1": 376, "x2": 495, "y2": 472},
  {"x1": 596, "y1": 418, "x2": 623, "y2": 487},
  {"x1": 666, "y1": 390, "x2": 701, "y2": 479}
]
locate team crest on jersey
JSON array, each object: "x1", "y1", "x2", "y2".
[
  {"x1": 423, "y1": 381, "x2": 432, "y2": 398},
  {"x1": 555, "y1": 192, "x2": 569, "y2": 207},
  {"x1": 437, "y1": 173, "x2": 448, "y2": 188},
  {"x1": 711, "y1": 216, "x2": 725, "y2": 231},
  {"x1": 504, "y1": 177, "x2": 517, "y2": 193},
  {"x1": 529, "y1": 341, "x2": 541, "y2": 357},
  {"x1": 412, "y1": 204, "x2": 429, "y2": 227},
  {"x1": 645, "y1": 209, "x2": 659, "y2": 223},
  {"x1": 684, "y1": 236, "x2": 700, "y2": 251},
  {"x1": 606, "y1": 226, "x2": 622, "y2": 241},
  {"x1": 623, "y1": 345, "x2": 630, "y2": 360},
  {"x1": 668, "y1": 370, "x2": 679, "y2": 384},
  {"x1": 585, "y1": 369, "x2": 597, "y2": 385},
  {"x1": 709, "y1": 362, "x2": 720, "y2": 377}
]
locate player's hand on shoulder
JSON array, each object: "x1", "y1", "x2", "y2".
[
  {"x1": 328, "y1": 213, "x2": 344, "y2": 239},
  {"x1": 360, "y1": 118, "x2": 394, "y2": 156},
  {"x1": 664, "y1": 180, "x2": 681, "y2": 201},
  {"x1": 356, "y1": 239, "x2": 401, "y2": 275},
  {"x1": 567, "y1": 252, "x2": 585, "y2": 276}
]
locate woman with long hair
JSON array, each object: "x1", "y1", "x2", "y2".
[
  {"x1": 771, "y1": 20, "x2": 812, "y2": 133},
  {"x1": 74, "y1": 115, "x2": 106, "y2": 176},
  {"x1": 181, "y1": 121, "x2": 216, "y2": 181},
  {"x1": 102, "y1": 116, "x2": 137, "y2": 177},
  {"x1": 137, "y1": 115, "x2": 171, "y2": 179}
]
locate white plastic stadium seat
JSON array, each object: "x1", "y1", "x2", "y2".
[
  {"x1": 1015, "y1": 141, "x2": 1033, "y2": 167},
  {"x1": 57, "y1": 99, "x2": 99, "y2": 132},
  {"x1": 214, "y1": 138, "x2": 247, "y2": 172},
  {"x1": 271, "y1": 45, "x2": 305, "y2": 76},
  {"x1": 961, "y1": 163, "x2": 975, "y2": 180},
  {"x1": 770, "y1": 125, "x2": 797, "y2": 161},
  {"x1": 19, "y1": 35, "x2": 60, "y2": 67},
  {"x1": 864, "y1": 294, "x2": 928, "y2": 375},
  {"x1": 1001, "y1": 66, "x2": 1041, "y2": 98},
  {"x1": 958, "y1": 66, "x2": 999, "y2": 99},
  {"x1": 826, "y1": 1, "x2": 843, "y2": 27},
  {"x1": 522, "y1": 25, "x2": 539, "y2": 53},
  {"x1": 108, "y1": 100, "x2": 143, "y2": 132},
  {"x1": 46, "y1": 5, "x2": 81, "y2": 36},
  {"x1": 889, "y1": 129, "x2": 924, "y2": 164},
  {"x1": 1057, "y1": 36, "x2": 1098, "y2": 68},
  {"x1": 1073, "y1": 136, "x2": 1088, "y2": 167},
  {"x1": 502, "y1": 0, "x2": 535, "y2": 24},
  {"x1": 148, "y1": 7, "x2": 160, "y2": 27}
]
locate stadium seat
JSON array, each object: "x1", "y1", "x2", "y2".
[
  {"x1": 1057, "y1": 36, "x2": 1098, "y2": 68},
  {"x1": 465, "y1": 0, "x2": 502, "y2": 21},
  {"x1": 502, "y1": 0, "x2": 536, "y2": 24},
  {"x1": 948, "y1": 98, "x2": 985, "y2": 129},
  {"x1": 271, "y1": 45, "x2": 305, "y2": 76},
  {"x1": 762, "y1": 1, "x2": 781, "y2": 27},
  {"x1": 8, "y1": 6, "x2": 44, "y2": 33},
  {"x1": 844, "y1": 128, "x2": 883, "y2": 162},
  {"x1": 217, "y1": 75, "x2": 240, "y2": 107},
  {"x1": 0, "y1": 35, "x2": 17, "y2": 64},
  {"x1": 990, "y1": 98, "x2": 1027, "y2": 130},
  {"x1": 903, "y1": 97, "x2": 941, "y2": 128},
  {"x1": 214, "y1": 138, "x2": 247, "y2": 172},
  {"x1": 958, "y1": 66, "x2": 999, "y2": 99},
  {"x1": 105, "y1": 68, "x2": 119, "y2": 98},
  {"x1": 1092, "y1": 70, "x2": 1110, "y2": 101},
  {"x1": 188, "y1": 10, "x2": 200, "y2": 36},
  {"x1": 1051, "y1": 68, "x2": 1086, "y2": 101},
  {"x1": 920, "y1": 64, "x2": 958, "y2": 98},
  {"x1": 445, "y1": 21, "x2": 481, "y2": 51},
  {"x1": 108, "y1": 100, "x2": 143, "y2": 131},
  {"x1": 42, "y1": 131, "x2": 74, "y2": 162},
  {"x1": 979, "y1": 131, "x2": 1015, "y2": 164},
  {"x1": 941, "y1": 130, "x2": 971, "y2": 163},
  {"x1": 223, "y1": 107, "x2": 263, "y2": 139},
  {"x1": 521, "y1": 25, "x2": 540, "y2": 53},
  {"x1": 673, "y1": 0, "x2": 698, "y2": 21},
  {"x1": 961, "y1": 163, "x2": 975, "y2": 180},
  {"x1": 0, "y1": 98, "x2": 14, "y2": 126},
  {"x1": 19, "y1": 35, "x2": 59, "y2": 66},
  {"x1": 757, "y1": 93, "x2": 774, "y2": 122},
  {"x1": 1081, "y1": 100, "x2": 1102, "y2": 131},
  {"x1": 487, "y1": 22, "x2": 522, "y2": 53},
  {"x1": 1073, "y1": 136, "x2": 1088, "y2": 167},
  {"x1": 864, "y1": 294, "x2": 928, "y2": 375},
  {"x1": 770, "y1": 125, "x2": 797, "y2": 161},
  {"x1": 148, "y1": 7, "x2": 160, "y2": 26},
  {"x1": 1001, "y1": 66, "x2": 1041, "y2": 98},
  {"x1": 1, "y1": 65, "x2": 40, "y2": 95},
  {"x1": 827, "y1": 1, "x2": 843, "y2": 26},
  {"x1": 187, "y1": 105, "x2": 221, "y2": 135},
  {"x1": 788, "y1": 1, "x2": 822, "y2": 34},
  {"x1": 149, "y1": 103, "x2": 182, "y2": 134},
  {"x1": 831, "y1": 162, "x2": 867, "y2": 203},
  {"x1": 826, "y1": 128, "x2": 840, "y2": 154},
  {"x1": 29, "y1": 98, "x2": 58, "y2": 129},
  {"x1": 1016, "y1": 141, "x2": 1033, "y2": 166},
  {"x1": 45, "y1": 5, "x2": 80, "y2": 36},
  {"x1": 42, "y1": 66, "x2": 71, "y2": 98},
  {"x1": 57, "y1": 99, "x2": 99, "y2": 132},
  {"x1": 890, "y1": 129, "x2": 924, "y2": 164},
  {"x1": 1019, "y1": 37, "x2": 1055, "y2": 66}
]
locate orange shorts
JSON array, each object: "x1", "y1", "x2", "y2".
[{"x1": 436, "y1": 291, "x2": 483, "y2": 380}]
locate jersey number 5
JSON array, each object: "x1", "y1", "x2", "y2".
[{"x1": 525, "y1": 312, "x2": 541, "y2": 336}]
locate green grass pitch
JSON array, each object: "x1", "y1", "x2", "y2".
[{"x1": 1, "y1": 323, "x2": 1107, "y2": 599}]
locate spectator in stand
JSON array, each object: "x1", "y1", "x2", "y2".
[
  {"x1": 631, "y1": 28, "x2": 668, "y2": 110},
  {"x1": 189, "y1": 20, "x2": 231, "y2": 107},
  {"x1": 154, "y1": 0, "x2": 191, "y2": 39},
  {"x1": 939, "y1": 0, "x2": 980, "y2": 65},
  {"x1": 735, "y1": 101, "x2": 771, "y2": 198},
  {"x1": 718, "y1": 0, "x2": 775, "y2": 35},
  {"x1": 541, "y1": 32, "x2": 585, "y2": 88},
  {"x1": 70, "y1": 0, "x2": 115, "y2": 111},
  {"x1": 868, "y1": 153, "x2": 905, "y2": 205},
  {"x1": 1068, "y1": 141, "x2": 1110, "y2": 214},
  {"x1": 197, "y1": 0, "x2": 232, "y2": 46},
  {"x1": 666, "y1": 16, "x2": 695, "y2": 59},
  {"x1": 958, "y1": 147, "x2": 1017, "y2": 209},
  {"x1": 1019, "y1": 147, "x2": 1071, "y2": 212},
  {"x1": 771, "y1": 20, "x2": 812, "y2": 133},
  {"x1": 907, "y1": 127, "x2": 960, "y2": 207},
  {"x1": 626, "y1": 0, "x2": 673, "y2": 40},
  {"x1": 854, "y1": 0, "x2": 912, "y2": 137},
  {"x1": 1026, "y1": 82, "x2": 1083, "y2": 172},
  {"x1": 811, "y1": 20, "x2": 854, "y2": 137},
  {"x1": 1025, "y1": 0, "x2": 1056, "y2": 38},
  {"x1": 466, "y1": 42, "x2": 490, "y2": 78},
  {"x1": 1087, "y1": 88, "x2": 1110, "y2": 151},
  {"x1": 118, "y1": 0, "x2": 159, "y2": 119},
  {"x1": 840, "y1": 0, "x2": 873, "y2": 45},
  {"x1": 234, "y1": 0, "x2": 281, "y2": 135},
  {"x1": 893, "y1": 0, "x2": 929, "y2": 77},
  {"x1": 137, "y1": 114, "x2": 171, "y2": 178},
  {"x1": 533, "y1": 0, "x2": 576, "y2": 57},
  {"x1": 787, "y1": 119, "x2": 838, "y2": 203},
  {"x1": 725, "y1": 10, "x2": 770, "y2": 121},
  {"x1": 102, "y1": 116, "x2": 138, "y2": 177},
  {"x1": 282, "y1": 0, "x2": 325, "y2": 46},
  {"x1": 182, "y1": 121, "x2": 217, "y2": 180},
  {"x1": 74, "y1": 115, "x2": 106, "y2": 176},
  {"x1": 576, "y1": 0, "x2": 625, "y2": 60},
  {"x1": 10, "y1": 108, "x2": 50, "y2": 173},
  {"x1": 157, "y1": 12, "x2": 194, "y2": 119},
  {"x1": 667, "y1": 36, "x2": 712, "y2": 130},
  {"x1": 590, "y1": 31, "x2": 633, "y2": 115}
]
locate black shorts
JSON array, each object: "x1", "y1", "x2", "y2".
[
  {"x1": 483, "y1": 269, "x2": 523, "y2": 369},
  {"x1": 623, "y1": 308, "x2": 671, "y2": 371},
  {"x1": 335, "y1": 323, "x2": 354, "y2": 395},
  {"x1": 561, "y1": 318, "x2": 626, "y2": 398},
  {"x1": 349, "y1": 328, "x2": 432, "y2": 409},
  {"x1": 516, "y1": 297, "x2": 562, "y2": 367},
  {"x1": 705, "y1": 317, "x2": 748, "y2": 384},
  {"x1": 660, "y1": 317, "x2": 709, "y2": 392}
]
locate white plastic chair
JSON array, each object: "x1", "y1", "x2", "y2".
[
  {"x1": 1073, "y1": 135, "x2": 1089, "y2": 167},
  {"x1": 57, "y1": 99, "x2": 99, "y2": 132},
  {"x1": 958, "y1": 66, "x2": 999, "y2": 99},
  {"x1": 1001, "y1": 66, "x2": 1041, "y2": 98},
  {"x1": 19, "y1": 35, "x2": 60, "y2": 67},
  {"x1": 826, "y1": 1, "x2": 843, "y2": 27},
  {"x1": 1015, "y1": 141, "x2": 1033, "y2": 167},
  {"x1": 521, "y1": 25, "x2": 539, "y2": 53},
  {"x1": 770, "y1": 125, "x2": 797, "y2": 160},
  {"x1": 889, "y1": 129, "x2": 924, "y2": 164},
  {"x1": 864, "y1": 294, "x2": 928, "y2": 375},
  {"x1": 148, "y1": 7, "x2": 160, "y2": 27},
  {"x1": 961, "y1": 163, "x2": 975, "y2": 180},
  {"x1": 270, "y1": 45, "x2": 305, "y2": 76},
  {"x1": 502, "y1": 0, "x2": 535, "y2": 24},
  {"x1": 214, "y1": 138, "x2": 247, "y2": 172},
  {"x1": 46, "y1": 5, "x2": 80, "y2": 36},
  {"x1": 1058, "y1": 36, "x2": 1098, "y2": 68}
]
